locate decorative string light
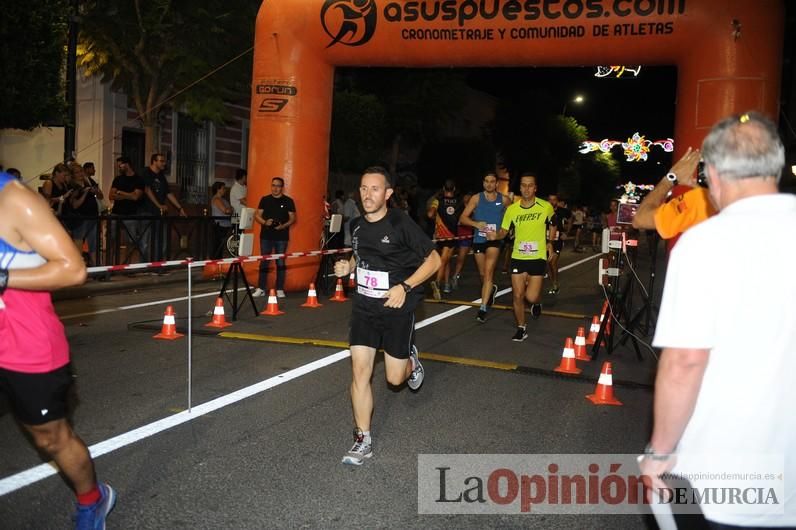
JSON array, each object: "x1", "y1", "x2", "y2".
[
  {"x1": 594, "y1": 65, "x2": 642, "y2": 78},
  {"x1": 616, "y1": 181, "x2": 655, "y2": 204},
  {"x1": 579, "y1": 133, "x2": 674, "y2": 162}
]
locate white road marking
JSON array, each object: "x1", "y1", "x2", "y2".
[{"x1": 60, "y1": 289, "x2": 235, "y2": 321}]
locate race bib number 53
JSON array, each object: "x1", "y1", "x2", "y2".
[{"x1": 518, "y1": 241, "x2": 539, "y2": 255}]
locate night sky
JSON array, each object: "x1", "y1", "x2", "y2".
[{"x1": 467, "y1": 65, "x2": 678, "y2": 185}]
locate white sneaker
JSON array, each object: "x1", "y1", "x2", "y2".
[
  {"x1": 407, "y1": 345, "x2": 424, "y2": 391},
  {"x1": 276, "y1": 290, "x2": 286, "y2": 298},
  {"x1": 251, "y1": 288, "x2": 265, "y2": 297},
  {"x1": 342, "y1": 429, "x2": 373, "y2": 465}
]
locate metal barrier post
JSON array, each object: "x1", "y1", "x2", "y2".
[{"x1": 187, "y1": 259, "x2": 193, "y2": 412}]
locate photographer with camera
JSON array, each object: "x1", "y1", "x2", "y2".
[{"x1": 632, "y1": 147, "x2": 716, "y2": 248}]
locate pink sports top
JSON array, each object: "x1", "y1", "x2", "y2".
[{"x1": 0, "y1": 173, "x2": 70, "y2": 373}]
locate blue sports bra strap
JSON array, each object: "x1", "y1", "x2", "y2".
[{"x1": 0, "y1": 171, "x2": 15, "y2": 191}]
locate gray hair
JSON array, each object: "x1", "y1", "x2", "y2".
[{"x1": 701, "y1": 111, "x2": 785, "y2": 183}]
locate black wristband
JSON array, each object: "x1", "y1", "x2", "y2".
[
  {"x1": 400, "y1": 281, "x2": 412, "y2": 293},
  {"x1": 0, "y1": 268, "x2": 8, "y2": 295}
]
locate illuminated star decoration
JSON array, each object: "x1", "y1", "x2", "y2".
[
  {"x1": 594, "y1": 65, "x2": 642, "y2": 78},
  {"x1": 616, "y1": 181, "x2": 655, "y2": 204},
  {"x1": 579, "y1": 133, "x2": 674, "y2": 162}
]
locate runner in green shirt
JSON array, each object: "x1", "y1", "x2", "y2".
[{"x1": 488, "y1": 174, "x2": 556, "y2": 341}]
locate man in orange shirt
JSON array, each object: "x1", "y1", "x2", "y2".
[{"x1": 633, "y1": 147, "x2": 716, "y2": 248}]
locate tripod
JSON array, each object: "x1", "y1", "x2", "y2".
[
  {"x1": 619, "y1": 231, "x2": 660, "y2": 340},
  {"x1": 314, "y1": 220, "x2": 345, "y2": 295},
  {"x1": 590, "y1": 234, "x2": 655, "y2": 362},
  {"x1": 218, "y1": 259, "x2": 259, "y2": 320}
]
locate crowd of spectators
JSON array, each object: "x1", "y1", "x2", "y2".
[{"x1": 1, "y1": 157, "x2": 241, "y2": 267}]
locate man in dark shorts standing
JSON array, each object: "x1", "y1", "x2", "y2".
[
  {"x1": 334, "y1": 166, "x2": 440, "y2": 466},
  {"x1": 0, "y1": 171, "x2": 116, "y2": 527}
]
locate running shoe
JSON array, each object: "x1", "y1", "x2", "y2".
[
  {"x1": 73, "y1": 483, "x2": 117, "y2": 530},
  {"x1": 342, "y1": 429, "x2": 373, "y2": 466},
  {"x1": 430, "y1": 281, "x2": 441, "y2": 301},
  {"x1": 476, "y1": 309, "x2": 487, "y2": 323},
  {"x1": 451, "y1": 274, "x2": 460, "y2": 290},
  {"x1": 251, "y1": 288, "x2": 266, "y2": 297},
  {"x1": 487, "y1": 284, "x2": 498, "y2": 306},
  {"x1": 442, "y1": 282, "x2": 451, "y2": 294},
  {"x1": 547, "y1": 285, "x2": 559, "y2": 295},
  {"x1": 530, "y1": 303, "x2": 542, "y2": 320},
  {"x1": 408, "y1": 344, "x2": 425, "y2": 391},
  {"x1": 276, "y1": 289, "x2": 286, "y2": 298},
  {"x1": 511, "y1": 326, "x2": 528, "y2": 342}
]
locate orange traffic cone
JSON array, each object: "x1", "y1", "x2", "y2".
[
  {"x1": 260, "y1": 289, "x2": 285, "y2": 315},
  {"x1": 573, "y1": 326, "x2": 590, "y2": 361},
  {"x1": 553, "y1": 338, "x2": 582, "y2": 375},
  {"x1": 585, "y1": 316, "x2": 601, "y2": 345},
  {"x1": 330, "y1": 278, "x2": 349, "y2": 302},
  {"x1": 301, "y1": 283, "x2": 323, "y2": 308},
  {"x1": 154, "y1": 305, "x2": 184, "y2": 340},
  {"x1": 600, "y1": 300, "x2": 612, "y2": 337},
  {"x1": 586, "y1": 361, "x2": 623, "y2": 406},
  {"x1": 205, "y1": 297, "x2": 232, "y2": 328},
  {"x1": 348, "y1": 271, "x2": 356, "y2": 289}
]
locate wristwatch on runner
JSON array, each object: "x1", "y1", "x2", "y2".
[
  {"x1": 665, "y1": 172, "x2": 678, "y2": 185},
  {"x1": 400, "y1": 281, "x2": 412, "y2": 293}
]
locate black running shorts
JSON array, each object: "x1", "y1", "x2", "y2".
[
  {"x1": 0, "y1": 364, "x2": 72, "y2": 425},
  {"x1": 510, "y1": 258, "x2": 547, "y2": 276},
  {"x1": 551, "y1": 240, "x2": 563, "y2": 255},
  {"x1": 350, "y1": 310, "x2": 414, "y2": 360},
  {"x1": 472, "y1": 241, "x2": 502, "y2": 254}
]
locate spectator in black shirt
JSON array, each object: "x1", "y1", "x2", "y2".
[
  {"x1": 41, "y1": 163, "x2": 73, "y2": 218},
  {"x1": 141, "y1": 153, "x2": 186, "y2": 260},
  {"x1": 252, "y1": 177, "x2": 296, "y2": 298},
  {"x1": 109, "y1": 157, "x2": 146, "y2": 262},
  {"x1": 68, "y1": 162, "x2": 103, "y2": 265}
]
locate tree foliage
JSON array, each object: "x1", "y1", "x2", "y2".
[
  {"x1": 329, "y1": 90, "x2": 386, "y2": 174},
  {"x1": 490, "y1": 95, "x2": 619, "y2": 203},
  {"x1": 78, "y1": 0, "x2": 258, "y2": 155},
  {"x1": 416, "y1": 138, "x2": 495, "y2": 191},
  {"x1": 0, "y1": 0, "x2": 69, "y2": 129},
  {"x1": 333, "y1": 68, "x2": 470, "y2": 175}
]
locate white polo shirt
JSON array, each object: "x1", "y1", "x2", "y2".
[
  {"x1": 654, "y1": 193, "x2": 796, "y2": 526},
  {"x1": 229, "y1": 181, "x2": 247, "y2": 214}
]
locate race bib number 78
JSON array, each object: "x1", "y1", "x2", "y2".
[{"x1": 357, "y1": 267, "x2": 390, "y2": 298}]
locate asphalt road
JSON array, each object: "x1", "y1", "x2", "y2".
[{"x1": 0, "y1": 243, "x2": 663, "y2": 529}]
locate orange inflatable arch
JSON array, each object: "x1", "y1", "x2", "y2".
[{"x1": 247, "y1": 0, "x2": 783, "y2": 291}]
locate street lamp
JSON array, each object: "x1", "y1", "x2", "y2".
[{"x1": 562, "y1": 94, "x2": 585, "y2": 115}]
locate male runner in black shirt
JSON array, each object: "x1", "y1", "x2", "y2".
[{"x1": 334, "y1": 166, "x2": 440, "y2": 466}]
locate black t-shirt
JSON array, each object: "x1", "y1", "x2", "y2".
[
  {"x1": 74, "y1": 176, "x2": 100, "y2": 217},
  {"x1": 141, "y1": 168, "x2": 169, "y2": 214},
  {"x1": 550, "y1": 206, "x2": 572, "y2": 240},
  {"x1": 110, "y1": 174, "x2": 144, "y2": 215},
  {"x1": 438, "y1": 195, "x2": 463, "y2": 234},
  {"x1": 257, "y1": 194, "x2": 296, "y2": 241},
  {"x1": 351, "y1": 208, "x2": 435, "y2": 314}
]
